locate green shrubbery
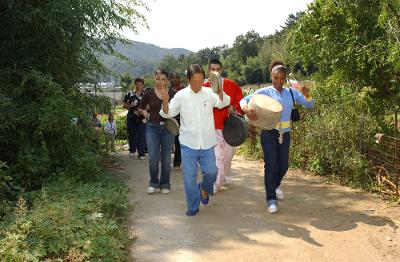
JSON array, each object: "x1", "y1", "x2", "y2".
[
  {"x1": 115, "y1": 114, "x2": 128, "y2": 141},
  {"x1": 288, "y1": 76, "x2": 388, "y2": 188},
  {"x1": 0, "y1": 174, "x2": 131, "y2": 261},
  {"x1": 237, "y1": 128, "x2": 264, "y2": 160},
  {"x1": 0, "y1": 71, "x2": 111, "y2": 190},
  {"x1": 284, "y1": 0, "x2": 400, "y2": 190},
  {"x1": 0, "y1": 0, "x2": 146, "y2": 259},
  {"x1": 239, "y1": 76, "x2": 394, "y2": 190},
  {"x1": 99, "y1": 112, "x2": 128, "y2": 144},
  {"x1": 238, "y1": 76, "x2": 396, "y2": 191}
]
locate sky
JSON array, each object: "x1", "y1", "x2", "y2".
[{"x1": 123, "y1": 0, "x2": 314, "y2": 52}]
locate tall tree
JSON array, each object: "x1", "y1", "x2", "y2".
[
  {"x1": 120, "y1": 73, "x2": 134, "y2": 95},
  {"x1": 1, "y1": 0, "x2": 148, "y2": 87},
  {"x1": 231, "y1": 30, "x2": 263, "y2": 63},
  {"x1": 241, "y1": 57, "x2": 264, "y2": 84},
  {"x1": 158, "y1": 54, "x2": 179, "y2": 73},
  {"x1": 0, "y1": 0, "x2": 147, "y2": 189},
  {"x1": 196, "y1": 45, "x2": 230, "y2": 66},
  {"x1": 287, "y1": 0, "x2": 399, "y2": 96}
]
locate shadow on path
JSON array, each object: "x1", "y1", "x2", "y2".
[{"x1": 113, "y1": 152, "x2": 399, "y2": 262}]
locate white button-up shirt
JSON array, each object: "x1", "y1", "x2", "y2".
[{"x1": 159, "y1": 85, "x2": 230, "y2": 149}]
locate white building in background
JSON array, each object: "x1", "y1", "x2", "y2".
[
  {"x1": 78, "y1": 82, "x2": 121, "y2": 90},
  {"x1": 78, "y1": 81, "x2": 124, "y2": 103}
]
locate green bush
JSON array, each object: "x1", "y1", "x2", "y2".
[
  {"x1": 0, "y1": 71, "x2": 110, "y2": 190},
  {"x1": 0, "y1": 174, "x2": 131, "y2": 261},
  {"x1": 237, "y1": 128, "x2": 264, "y2": 160},
  {"x1": 99, "y1": 114, "x2": 128, "y2": 142},
  {"x1": 238, "y1": 76, "x2": 394, "y2": 190},
  {"x1": 115, "y1": 115, "x2": 128, "y2": 141},
  {"x1": 1, "y1": 0, "x2": 146, "y2": 195},
  {"x1": 289, "y1": 76, "x2": 390, "y2": 188}
]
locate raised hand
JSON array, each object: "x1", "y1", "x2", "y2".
[
  {"x1": 160, "y1": 88, "x2": 169, "y2": 103},
  {"x1": 290, "y1": 79, "x2": 311, "y2": 98},
  {"x1": 297, "y1": 83, "x2": 310, "y2": 98},
  {"x1": 142, "y1": 110, "x2": 148, "y2": 119}
]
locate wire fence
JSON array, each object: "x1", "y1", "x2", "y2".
[{"x1": 365, "y1": 132, "x2": 399, "y2": 197}]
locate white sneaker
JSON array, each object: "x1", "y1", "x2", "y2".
[
  {"x1": 213, "y1": 183, "x2": 218, "y2": 194},
  {"x1": 129, "y1": 153, "x2": 135, "y2": 159},
  {"x1": 267, "y1": 201, "x2": 279, "y2": 214},
  {"x1": 147, "y1": 187, "x2": 157, "y2": 194},
  {"x1": 276, "y1": 187, "x2": 284, "y2": 200},
  {"x1": 160, "y1": 188, "x2": 170, "y2": 194},
  {"x1": 139, "y1": 156, "x2": 145, "y2": 160}
]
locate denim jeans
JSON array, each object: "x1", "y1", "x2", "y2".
[
  {"x1": 180, "y1": 144, "x2": 217, "y2": 212},
  {"x1": 261, "y1": 129, "x2": 290, "y2": 202},
  {"x1": 146, "y1": 123, "x2": 174, "y2": 189}
]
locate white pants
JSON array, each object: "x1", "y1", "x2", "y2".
[{"x1": 214, "y1": 129, "x2": 235, "y2": 189}]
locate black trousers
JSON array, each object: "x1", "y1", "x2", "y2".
[
  {"x1": 260, "y1": 130, "x2": 290, "y2": 201},
  {"x1": 173, "y1": 134, "x2": 181, "y2": 167}
]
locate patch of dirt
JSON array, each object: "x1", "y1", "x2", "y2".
[{"x1": 114, "y1": 152, "x2": 400, "y2": 262}]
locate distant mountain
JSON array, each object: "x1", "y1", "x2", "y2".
[{"x1": 101, "y1": 40, "x2": 192, "y2": 79}]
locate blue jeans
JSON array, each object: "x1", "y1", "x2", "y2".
[
  {"x1": 146, "y1": 123, "x2": 174, "y2": 189},
  {"x1": 180, "y1": 144, "x2": 217, "y2": 212},
  {"x1": 127, "y1": 115, "x2": 146, "y2": 155},
  {"x1": 261, "y1": 130, "x2": 290, "y2": 202}
]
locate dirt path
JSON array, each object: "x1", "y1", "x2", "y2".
[{"x1": 115, "y1": 152, "x2": 400, "y2": 262}]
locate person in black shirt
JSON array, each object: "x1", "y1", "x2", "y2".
[
  {"x1": 170, "y1": 71, "x2": 182, "y2": 169},
  {"x1": 123, "y1": 78, "x2": 147, "y2": 160}
]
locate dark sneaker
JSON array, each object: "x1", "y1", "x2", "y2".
[
  {"x1": 198, "y1": 183, "x2": 209, "y2": 205},
  {"x1": 186, "y1": 208, "x2": 199, "y2": 216}
]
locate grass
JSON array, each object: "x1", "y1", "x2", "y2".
[{"x1": 0, "y1": 172, "x2": 132, "y2": 261}]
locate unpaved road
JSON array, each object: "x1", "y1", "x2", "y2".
[{"x1": 114, "y1": 152, "x2": 400, "y2": 262}]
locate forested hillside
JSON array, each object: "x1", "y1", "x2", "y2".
[{"x1": 102, "y1": 40, "x2": 192, "y2": 78}]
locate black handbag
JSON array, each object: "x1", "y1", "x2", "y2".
[{"x1": 289, "y1": 88, "x2": 300, "y2": 122}]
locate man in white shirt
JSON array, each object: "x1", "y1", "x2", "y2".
[{"x1": 159, "y1": 64, "x2": 230, "y2": 216}]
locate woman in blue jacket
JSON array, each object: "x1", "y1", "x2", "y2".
[{"x1": 240, "y1": 61, "x2": 315, "y2": 214}]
